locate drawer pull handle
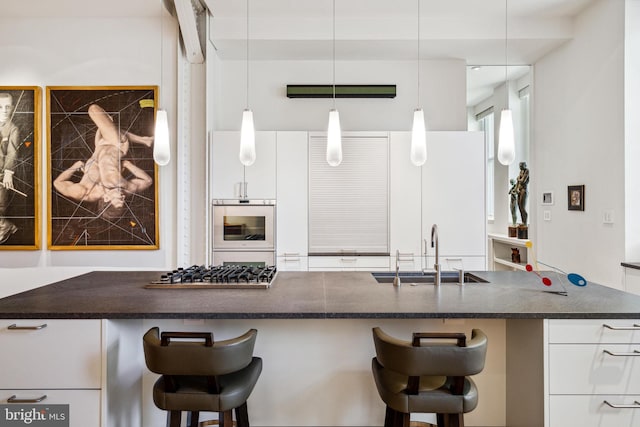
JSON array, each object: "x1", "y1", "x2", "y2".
[
  {"x1": 603, "y1": 349, "x2": 640, "y2": 356},
  {"x1": 604, "y1": 400, "x2": 640, "y2": 409},
  {"x1": 283, "y1": 252, "x2": 300, "y2": 257},
  {"x1": 7, "y1": 323, "x2": 47, "y2": 330},
  {"x1": 603, "y1": 324, "x2": 640, "y2": 330},
  {"x1": 341, "y1": 258, "x2": 357, "y2": 262},
  {"x1": 7, "y1": 395, "x2": 47, "y2": 403},
  {"x1": 284, "y1": 257, "x2": 301, "y2": 262}
]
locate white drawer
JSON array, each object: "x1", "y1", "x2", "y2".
[
  {"x1": 308, "y1": 256, "x2": 390, "y2": 270},
  {"x1": 0, "y1": 319, "x2": 102, "y2": 389},
  {"x1": 549, "y1": 395, "x2": 640, "y2": 427},
  {"x1": 0, "y1": 389, "x2": 101, "y2": 427},
  {"x1": 548, "y1": 319, "x2": 640, "y2": 344},
  {"x1": 549, "y1": 344, "x2": 640, "y2": 394},
  {"x1": 277, "y1": 255, "x2": 308, "y2": 271}
]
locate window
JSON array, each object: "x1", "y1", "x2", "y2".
[{"x1": 477, "y1": 110, "x2": 495, "y2": 220}]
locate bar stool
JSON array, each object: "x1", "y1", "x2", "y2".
[
  {"x1": 371, "y1": 327, "x2": 487, "y2": 427},
  {"x1": 143, "y1": 327, "x2": 262, "y2": 427}
]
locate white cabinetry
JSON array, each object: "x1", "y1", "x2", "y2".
[
  {"x1": 276, "y1": 132, "x2": 308, "y2": 271},
  {"x1": 211, "y1": 131, "x2": 277, "y2": 199},
  {"x1": 307, "y1": 256, "x2": 389, "y2": 271},
  {"x1": 0, "y1": 319, "x2": 102, "y2": 426},
  {"x1": 389, "y1": 132, "x2": 422, "y2": 271},
  {"x1": 623, "y1": 265, "x2": 640, "y2": 296},
  {"x1": 488, "y1": 233, "x2": 532, "y2": 271},
  {"x1": 421, "y1": 131, "x2": 486, "y2": 270},
  {"x1": 547, "y1": 319, "x2": 640, "y2": 427}
]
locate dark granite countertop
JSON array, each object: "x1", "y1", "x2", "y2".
[{"x1": 0, "y1": 270, "x2": 639, "y2": 319}]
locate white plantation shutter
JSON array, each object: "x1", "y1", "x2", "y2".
[{"x1": 308, "y1": 133, "x2": 389, "y2": 254}]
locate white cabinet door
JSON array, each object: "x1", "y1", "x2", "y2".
[
  {"x1": 548, "y1": 319, "x2": 640, "y2": 344},
  {"x1": 0, "y1": 389, "x2": 101, "y2": 427},
  {"x1": 549, "y1": 395, "x2": 640, "y2": 427},
  {"x1": 276, "y1": 131, "x2": 308, "y2": 257},
  {"x1": 389, "y1": 132, "x2": 422, "y2": 266},
  {"x1": 549, "y1": 344, "x2": 640, "y2": 394},
  {"x1": 0, "y1": 319, "x2": 102, "y2": 389},
  {"x1": 422, "y1": 131, "x2": 485, "y2": 258},
  {"x1": 624, "y1": 267, "x2": 640, "y2": 296},
  {"x1": 211, "y1": 131, "x2": 277, "y2": 199}
]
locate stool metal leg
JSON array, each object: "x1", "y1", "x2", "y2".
[
  {"x1": 384, "y1": 406, "x2": 395, "y2": 427},
  {"x1": 219, "y1": 410, "x2": 233, "y2": 427},
  {"x1": 235, "y1": 402, "x2": 250, "y2": 427},
  {"x1": 186, "y1": 411, "x2": 199, "y2": 427},
  {"x1": 166, "y1": 411, "x2": 181, "y2": 427}
]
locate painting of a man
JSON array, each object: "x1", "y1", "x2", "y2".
[
  {"x1": 0, "y1": 88, "x2": 39, "y2": 249},
  {"x1": 48, "y1": 87, "x2": 158, "y2": 249}
]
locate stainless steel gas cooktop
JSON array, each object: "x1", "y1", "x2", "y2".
[{"x1": 146, "y1": 265, "x2": 277, "y2": 289}]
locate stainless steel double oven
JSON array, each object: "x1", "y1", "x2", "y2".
[{"x1": 211, "y1": 200, "x2": 276, "y2": 266}]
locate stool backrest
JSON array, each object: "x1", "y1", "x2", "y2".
[
  {"x1": 372, "y1": 327, "x2": 487, "y2": 377},
  {"x1": 143, "y1": 327, "x2": 258, "y2": 376}
]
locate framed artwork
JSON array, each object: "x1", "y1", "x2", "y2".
[
  {"x1": 568, "y1": 185, "x2": 585, "y2": 211},
  {"x1": 541, "y1": 191, "x2": 554, "y2": 206},
  {"x1": 0, "y1": 86, "x2": 41, "y2": 250},
  {"x1": 47, "y1": 86, "x2": 159, "y2": 250}
]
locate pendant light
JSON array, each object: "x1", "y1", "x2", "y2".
[
  {"x1": 154, "y1": 0, "x2": 170, "y2": 166},
  {"x1": 410, "y1": 0, "x2": 427, "y2": 167},
  {"x1": 239, "y1": 0, "x2": 256, "y2": 166},
  {"x1": 326, "y1": 0, "x2": 342, "y2": 167},
  {"x1": 497, "y1": 0, "x2": 515, "y2": 166}
]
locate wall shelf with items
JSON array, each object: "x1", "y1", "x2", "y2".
[{"x1": 488, "y1": 233, "x2": 532, "y2": 271}]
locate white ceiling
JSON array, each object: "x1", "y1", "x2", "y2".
[
  {"x1": 1, "y1": 0, "x2": 596, "y2": 106},
  {"x1": 203, "y1": 0, "x2": 596, "y2": 105}
]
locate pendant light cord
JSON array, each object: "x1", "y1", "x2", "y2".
[
  {"x1": 246, "y1": 0, "x2": 250, "y2": 109},
  {"x1": 417, "y1": 0, "x2": 420, "y2": 108},
  {"x1": 160, "y1": 0, "x2": 163, "y2": 107},
  {"x1": 504, "y1": 0, "x2": 508, "y2": 106},
  {"x1": 332, "y1": 0, "x2": 336, "y2": 109}
]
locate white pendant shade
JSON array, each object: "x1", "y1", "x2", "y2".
[
  {"x1": 153, "y1": 109, "x2": 170, "y2": 166},
  {"x1": 326, "y1": 109, "x2": 342, "y2": 167},
  {"x1": 410, "y1": 108, "x2": 427, "y2": 166},
  {"x1": 498, "y1": 109, "x2": 515, "y2": 165},
  {"x1": 239, "y1": 109, "x2": 256, "y2": 166}
]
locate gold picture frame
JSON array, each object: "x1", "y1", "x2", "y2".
[
  {"x1": 0, "y1": 86, "x2": 41, "y2": 250},
  {"x1": 47, "y1": 86, "x2": 159, "y2": 250}
]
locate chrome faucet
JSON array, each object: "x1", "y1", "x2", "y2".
[
  {"x1": 393, "y1": 249, "x2": 401, "y2": 287},
  {"x1": 431, "y1": 224, "x2": 441, "y2": 286}
]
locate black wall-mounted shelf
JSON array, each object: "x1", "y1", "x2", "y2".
[{"x1": 286, "y1": 84, "x2": 396, "y2": 99}]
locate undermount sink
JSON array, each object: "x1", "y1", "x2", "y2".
[{"x1": 371, "y1": 271, "x2": 488, "y2": 284}]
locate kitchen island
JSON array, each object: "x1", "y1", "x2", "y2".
[
  {"x1": 0, "y1": 270, "x2": 638, "y2": 319},
  {"x1": 1, "y1": 270, "x2": 640, "y2": 427}
]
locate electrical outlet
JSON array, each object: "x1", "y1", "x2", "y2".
[
  {"x1": 543, "y1": 210, "x2": 551, "y2": 221},
  {"x1": 603, "y1": 209, "x2": 614, "y2": 224}
]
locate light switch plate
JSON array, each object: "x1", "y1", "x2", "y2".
[
  {"x1": 603, "y1": 209, "x2": 614, "y2": 224},
  {"x1": 543, "y1": 210, "x2": 551, "y2": 221}
]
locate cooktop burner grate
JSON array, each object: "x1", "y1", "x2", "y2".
[{"x1": 146, "y1": 265, "x2": 277, "y2": 289}]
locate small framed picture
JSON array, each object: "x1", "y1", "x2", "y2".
[
  {"x1": 568, "y1": 185, "x2": 585, "y2": 211},
  {"x1": 541, "y1": 191, "x2": 554, "y2": 205}
]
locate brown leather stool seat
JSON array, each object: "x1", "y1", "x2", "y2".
[
  {"x1": 143, "y1": 327, "x2": 262, "y2": 427},
  {"x1": 371, "y1": 327, "x2": 487, "y2": 427}
]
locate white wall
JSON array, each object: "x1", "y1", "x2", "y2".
[
  {"x1": 533, "y1": 0, "x2": 625, "y2": 288},
  {"x1": 0, "y1": 10, "x2": 180, "y2": 292},
  {"x1": 212, "y1": 58, "x2": 467, "y2": 132},
  {"x1": 625, "y1": 0, "x2": 640, "y2": 261}
]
